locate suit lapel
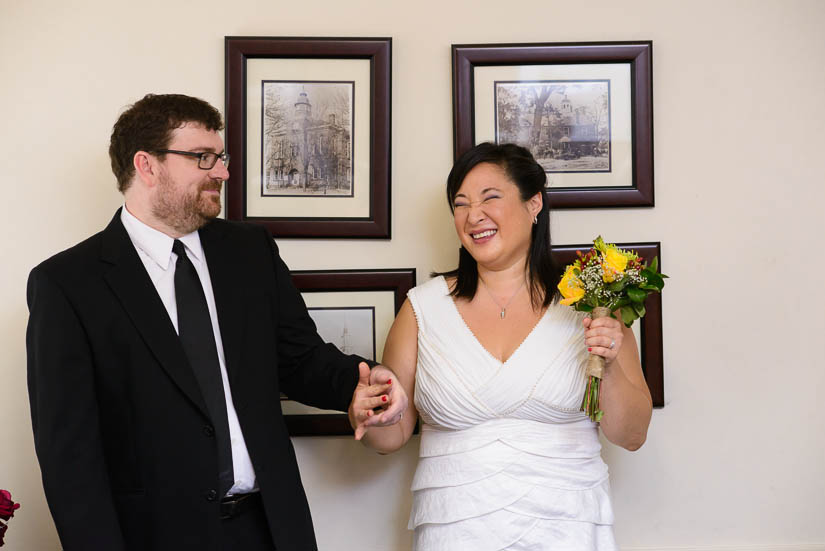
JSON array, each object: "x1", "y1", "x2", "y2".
[
  {"x1": 100, "y1": 210, "x2": 210, "y2": 419},
  {"x1": 199, "y1": 221, "x2": 246, "y2": 391}
]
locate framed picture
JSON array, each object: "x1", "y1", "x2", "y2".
[
  {"x1": 552, "y1": 242, "x2": 664, "y2": 407},
  {"x1": 225, "y1": 37, "x2": 391, "y2": 238},
  {"x1": 283, "y1": 268, "x2": 416, "y2": 436},
  {"x1": 306, "y1": 307, "x2": 377, "y2": 361},
  {"x1": 453, "y1": 41, "x2": 653, "y2": 209}
]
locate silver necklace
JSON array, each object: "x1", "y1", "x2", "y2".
[{"x1": 479, "y1": 277, "x2": 526, "y2": 319}]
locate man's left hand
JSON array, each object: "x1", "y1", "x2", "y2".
[{"x1": 348, "y1": 362, "x2": 408, "y2": 440}]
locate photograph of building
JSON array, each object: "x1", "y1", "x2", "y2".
[
  {"x1": 495, "y1": 80, "x2": 610, "y2": 173},
  {"x1": 262, "y1": 82, "x2": 353, "y2": 196}
]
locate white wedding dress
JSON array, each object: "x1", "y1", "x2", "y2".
[{"x1": 407, "y1": 277, "x2": 617, "y2": 551}]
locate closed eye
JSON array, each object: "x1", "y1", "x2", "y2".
[{"x1": 454, "y1": 195, "x2": 500, "y2": 209}]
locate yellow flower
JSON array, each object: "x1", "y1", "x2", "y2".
[
  {"x1": 558, "y1": 266, "x2": 585, "y2": 305},
  {"x1": 601, "y1": 249, "x2": 628, "y2": 283}
]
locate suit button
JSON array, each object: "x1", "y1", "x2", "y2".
[
  {"x1": 205, "y1": 489, "x2": 218, "y2": 501},
  {"x1": 203, "y1": 425, "x2": 215, "y2": 437}
]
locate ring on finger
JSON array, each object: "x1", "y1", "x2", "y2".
[{"x1": 609, "y1": 340, "x2": 616, "y2": 350}]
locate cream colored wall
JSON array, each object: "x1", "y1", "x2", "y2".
[{"x1": 1, "y1": 0, "x2": 824, "y2": 549}]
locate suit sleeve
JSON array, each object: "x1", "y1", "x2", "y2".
[
  {"x1": 26, "y1": 266, "x2": 126, "y2": 550},
  {"x1": 263, "y1": 233, "x2": 361, "y2": 411}
]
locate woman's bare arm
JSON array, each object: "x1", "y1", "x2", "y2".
[
  {"x1": 357, "y1": 299, "x2": 420, "y2": 453},
  {"x1": 584, "y1": 317, "x2": 653, "y2": 451}
]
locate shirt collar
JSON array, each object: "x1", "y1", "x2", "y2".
[{"x1": 120, "y1": 205, "x2": 205, "y2": 269}]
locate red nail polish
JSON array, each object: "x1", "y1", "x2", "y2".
[
  {"x1": 588, "y1": 347, "x2": 592, "y2": 352},
  {"x1": 387, "y1": 379, "x2": 392, "y2": 385},
  {"x1": 382, "y1": 396, "x2": 388, "y2": 402}
]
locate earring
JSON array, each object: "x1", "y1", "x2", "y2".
[{"x1": 533, "y1": 216, "x2": 538, "y2": 225}]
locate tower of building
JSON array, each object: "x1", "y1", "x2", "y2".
[{"x1": 295, "y1": 90, "x2": 312, "y2": 120}]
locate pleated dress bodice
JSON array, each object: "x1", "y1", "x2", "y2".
[{"x1": 408, "y1": 276, "x2": 617, "y2": 551}]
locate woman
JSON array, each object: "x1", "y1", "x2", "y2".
[{"x1": 350, "y1": 143, "x2": 652, "y2": 550}]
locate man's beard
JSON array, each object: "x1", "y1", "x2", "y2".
[{"x1": 151, "y1": 171, "x2": 222, "y2": 235}]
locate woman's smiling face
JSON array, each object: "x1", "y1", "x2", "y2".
[{"x1": 452, "y1": 162, "x2": 542, "y2": 272}]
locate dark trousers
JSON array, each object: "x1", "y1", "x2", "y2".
[{"x1": 221, "y1": 493, "x2": 276, "y2": 551}]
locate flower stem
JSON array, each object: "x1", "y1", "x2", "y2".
[{"x1": 580, "y1": 376, "x2": 604, "y2": 422}]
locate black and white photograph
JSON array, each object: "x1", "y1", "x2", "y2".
[
  {"x1": 226, "y1": 37, "x2": 391, "y2": 237},
  {"x1": 307, "y1": 306, "x2": 375, "y2": 360},
  {"x1": 495, "y1": 80, "x2": 611, "y2": 174},
  {"x1": 453, "y1": 42, "x2": 652, "y2": 208},
  {"x1": 261, "y1": 81, "x2": 354, "y2": 197}
]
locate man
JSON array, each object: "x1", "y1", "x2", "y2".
[{"x1": 26, "y1": 93, "x2": 405, "y2": 551}]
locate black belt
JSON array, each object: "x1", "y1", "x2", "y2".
[{"x1": 220, "y1": 492, "x2": 262, "y2": 520}]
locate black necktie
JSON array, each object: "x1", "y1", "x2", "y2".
[{"x1": 172, "y1": 239, "x2": 234, "y2": 497}]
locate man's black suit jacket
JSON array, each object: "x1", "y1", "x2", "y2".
[{"x1": 26, "y1": 210, "x2": 361, "y2": 551}]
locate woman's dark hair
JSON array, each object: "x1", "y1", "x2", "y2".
[
  {"x1": 432, "y1": 142, "x2": 560, "y2": 309},
  {"x1": 109, "y1": 93, "x2": 224, "y2": 193}
]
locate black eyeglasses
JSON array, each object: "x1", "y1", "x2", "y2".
[{"x1": 154, "y1": 149, "x2": 230, "y2": 169}]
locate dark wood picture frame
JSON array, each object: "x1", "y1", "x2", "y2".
[
  {"x1": 552, "y1": 242, "x2": 664, "y2": 407},
  {"x1": 285, "y1": 268, "x2": 416, "y2": 436},
  {"x1": 225, "y1": 37, "x2": 392, "y2": 238},
  {"x1": 453, "y1": 41, "x2": 654, "y2": 209}
]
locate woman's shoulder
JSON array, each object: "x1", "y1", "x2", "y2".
[
  {"x1": 408, "y1": 276, "x2": 452, "y2": 322},
  {"x1": 410, "y1": 274, "x2": 451, "y2": 297}
]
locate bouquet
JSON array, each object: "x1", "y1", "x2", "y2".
[
  {"x1": 0, "y1": 489, "x2": 20, "y2": 547},
  {"x1": 557, "y1": 237, "x2": 667, "y2": 422}
]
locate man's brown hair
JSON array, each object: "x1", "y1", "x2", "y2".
[{"x1": 108, "y1": 94, "x2": 224, "y2": 193}]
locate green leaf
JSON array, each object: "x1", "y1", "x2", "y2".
[
  {"x1": 621, "y1": 306, "x2": 638, "y2": 326},
  {"x1": 576, "y1": 303, "x2": 594, "y2": 312},
  {"x1": 633, "y1": 301, "x2": 646, "y2": 318},
  {"x1": 649, "y1": 256, "x2": 659, "y2": 273},
  {"x1": 646, "y1": 272, "x2": 665, "y2": 289},
  {"x1": 639, "y1": 283, "x2": 661, "y2": 292},
  {"x1": 608, "y1": 280, "x2": 626, "y2": 292},
  {"x1": 627, "y1": 286, "x2": 647, "y2": 303}
]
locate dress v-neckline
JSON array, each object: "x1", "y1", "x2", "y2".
[{"x1": 440, "y1": 276, "x2": 550, "y2": 366}]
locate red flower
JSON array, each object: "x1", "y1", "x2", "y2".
[{"x1": 0, "y1": 490, "x2": 19, "y2": 521}]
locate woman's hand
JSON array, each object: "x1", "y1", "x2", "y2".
[
  {"x1": 365, "y1": 364, "x2": 407, "y2": 428},
  {"x1": 582, "y1": 314, "x2": 624, "y2": 365},
  {"x1": 348, "y1": 363, "x2": 407, "y2": 440}
]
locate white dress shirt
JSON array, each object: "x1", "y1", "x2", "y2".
[{"x1": 121, "y1": 206, "x2": 256, "y2": 495}]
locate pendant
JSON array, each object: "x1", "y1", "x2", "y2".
[{"x1": 500, "y1": 309, "x2": 506, "y2": 319}]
